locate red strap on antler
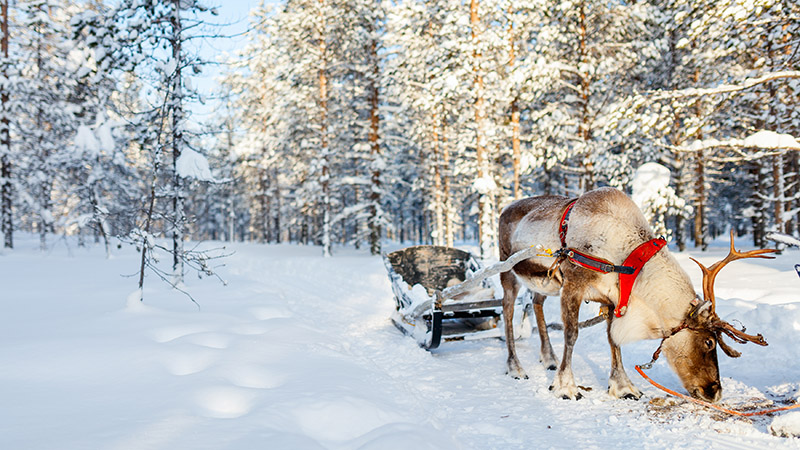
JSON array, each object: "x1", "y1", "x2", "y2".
[{"x1": 616, "y1": 238, "x2": 667, "y2": 317}]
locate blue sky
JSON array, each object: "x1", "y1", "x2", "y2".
[{"x1": 190, "y1": 0, "x2": 263, "y2": 120}]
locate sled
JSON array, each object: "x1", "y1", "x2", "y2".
[{"x1": 383, "y1": 245, "x2": 535, "y2": 350}]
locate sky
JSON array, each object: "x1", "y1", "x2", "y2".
[{"x1": 188, "y1": 0, "x2": 262, "y2": 121}]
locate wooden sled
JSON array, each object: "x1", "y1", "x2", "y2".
[{"x1": 383, "y1": 245, "x2": 533, "y2": 350}]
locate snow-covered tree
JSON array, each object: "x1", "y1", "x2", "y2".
[
  {"x1": 74, "y1": 0, "x2": 221, "y2": 295},
  {"x1": 11, "y1": 0, "x2": 86, "y2": 250}
]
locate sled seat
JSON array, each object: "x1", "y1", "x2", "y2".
[{"x1": 385, "y1": 245, "x2": 474, "y2": 295}]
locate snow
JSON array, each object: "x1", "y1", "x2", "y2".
[
  {"x1": 687, "y1": 130, "x2": 800, "y2": 152},
  {"x1": 767, "y1": 232, "x2": 800, "y2": 248},
  {"x1": 176, "y1": 148, "x2": 216, "y2": 182},
  {"x1": 631, "y1": 162, "x2": 671, "y2": 209},
  {"x1": 96, "y1": 120, "x2": 116, "y2": 151},
  {"x1": 772, "y1": 412, "x2": 800, "y2": 438},
  {"x1": 74, "y1": 125, "x2": 100, "y2": 156},
  {"x1": 472, "y1": 176, "x2": 497, "y2": 195},
  {"x1": 631, "y1": 162, "x2": 688, "y2": 240},
  {"x1": 744, "y1": 130, "x2": 800, "y2": 150},
  {"x1": 2, "y1": 235, "x2": 800, "y2": 449}
]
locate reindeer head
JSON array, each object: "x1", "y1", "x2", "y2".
[{"x1": 659, "y1": 231, "x2": 774, "y2": 403}]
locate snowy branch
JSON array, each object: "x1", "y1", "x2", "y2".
[{"x1": 648, "y1": 71, "x2": 800, "y2": 101}]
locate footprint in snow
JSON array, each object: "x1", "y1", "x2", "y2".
[{"x1": 194, "y1": 386, "x2": 255, "y2": 419}]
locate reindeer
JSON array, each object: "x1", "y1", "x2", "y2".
[{"x1": 499, "y1": 187, "x2": 773, "y2": 401}]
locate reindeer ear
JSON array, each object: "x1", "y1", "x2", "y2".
[
  {"x1": 688, "y1": 297, "x2": 712, "y2": 317},
  {"x1": 717, "y1": 334, "x2": 742, "y2": 358}
]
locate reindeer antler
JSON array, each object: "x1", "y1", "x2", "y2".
[
  {"x1": 713, "y1": 319, "x2": 768, "y2": 346},
  {"x1": 689, "y1": 230, "x2": 776, "y2": 352},
  {"x1": 689, "y1": 230, "x2": 777, "y2": 313}
]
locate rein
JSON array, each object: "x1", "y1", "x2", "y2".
[
  {"x1": 635, "y1": 319, "x2": 800, "y2": 417},
  {"x1": 635, "y1": 366, "x2": 800, "y2": 417}
]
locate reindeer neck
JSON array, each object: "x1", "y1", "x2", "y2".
[{"x1": 610, "y1": 252, "x2": 696, "y2": 345}]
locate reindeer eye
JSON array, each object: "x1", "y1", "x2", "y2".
[{"x1": 704, "y1": 338, "x2": 715, "y2": 350}]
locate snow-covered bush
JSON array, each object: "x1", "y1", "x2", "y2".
[{"x1": 632, "y1": 163, "x2": 691, "y2": 241}]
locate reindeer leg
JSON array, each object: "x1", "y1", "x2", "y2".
[
  {"x1": 501, "y1": 270, "x2": 527, "y2": 379},
  {"x1": 606, "y1": 317, "x2": 642, "y2": 400},
  {"x1": 550, "y1": 289, "x2": 582, "y2": 400},
  {"x1": 532, "y1": 293, "x2": 558, "y2": 370}
]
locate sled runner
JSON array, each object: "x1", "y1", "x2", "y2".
[{"x1": 383, "y1": 245, "x2": 534, "y2": 350}]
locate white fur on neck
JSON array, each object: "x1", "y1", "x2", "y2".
[{"x1": 610, "y1": 251, "x2": 695, "y2": 345}]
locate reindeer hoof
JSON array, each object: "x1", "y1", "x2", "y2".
[
  {"x1": 546, "y1": 364, "x2": 557, "y2": 371},
  {"x1": 622, "y1": 393, "x2": 640, "y2": 401},
  {"x1": 507, "y1": 368, "x2": 529, "y2": 380},
  {"x1": 550, "y1": 385, "x2": 583, "y2": 400},
  {"x1": 506, "y1": 360, "x2": 528, "y2": 380},
  {"x1": 558, "y1": 392, "x2": 583, "y2": 401},
  {"x1": 550, "y1": 380, "x2": 582, "y2": 400}
]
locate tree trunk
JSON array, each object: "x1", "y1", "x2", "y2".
[
  {"x1": 508, "y1": 5, "x2": 521, "y2": 200},
  {"x1": 577, "y1": 1, "x2": 595, "y2": 191},
  {"x1": 786, "y1": 151, "x2": 798, "y2": 236},
  {"x1": 691, "y1": 61, "x2": 707, "y2": 250},
  {"x1": 368, "y1": 24, "x2": 381, "y2": 255},
  {"x1": 773, "y1": 153, "x2": 785, "y2": 234},
  {"x1": 170, "y1": 0, "x2": 185, "y2": 282},
  {"x1": 441, "y1": 119, "x2": 454, "y2": 247},
  {"x1": 318, "y1": 0, "x2": 331, "y2": 257},
  {"x1": 471, "y1": 0, "x2": 495, "y2": 259},
  {"x1": 432, "y1": 114, "x2": 444, "y2": 246},
  {"x1": 693, "y1": 149, "x2": 706, "y2": 250},
  {"x1": 272, "y1": 167, "x2": 281, "y2": 243},
  {"x1": 0, "y1": 0, "x2": 10, "y2": 249},
  {"x1": 227, "y1": 195, "x2": 235, "y2": 243},
  {"x1": 752, "y1": 161, "x2": 768, "y2": 247},
  {"x1": 34, "y1": 9, "x2": 50, "y2": 251}
]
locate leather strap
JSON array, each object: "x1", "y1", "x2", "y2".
[
  {"x1": 565, "y1": 249, "x2": 635, "y2": 274},
  {"x1": 559, "y1": 199, "x2": 578, "y2": 248}
]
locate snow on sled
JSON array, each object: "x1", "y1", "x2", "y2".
[{"x1": 383, "y1": 245, "x2": 533, "y2": 350}]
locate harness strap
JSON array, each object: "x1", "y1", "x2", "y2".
[
  {"x1": 559, "y1": 199, "x2": 578, "y2": 248},
  {"x1": 616, "y1": 238, "x2": 667, "y2": 317},
  {"x1": 564, "y1": 249, "x2": 635, "y2": 274}
]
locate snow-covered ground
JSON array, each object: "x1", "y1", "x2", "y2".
[{"x1": 1, "y1": 235, "x2": 800, "y2": 449}]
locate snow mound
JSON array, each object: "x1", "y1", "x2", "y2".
[{"x1": 770, "y1": 411, "x2": 800, "y2": 438}]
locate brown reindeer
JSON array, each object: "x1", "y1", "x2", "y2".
[{"x1": 499, "y1": 187, "x2": 772, "y2": 401}]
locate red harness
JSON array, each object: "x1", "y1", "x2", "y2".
[
  {"x1": 615, "y1": 238, "x2": 666, "y2": 317},
  {"x1": 558, "y1": 199, "x2": 667, "y2": 318}
]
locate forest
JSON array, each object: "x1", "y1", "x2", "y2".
[{"x1": 1, "y1": 0, "x2": 799, "y2": 277}]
